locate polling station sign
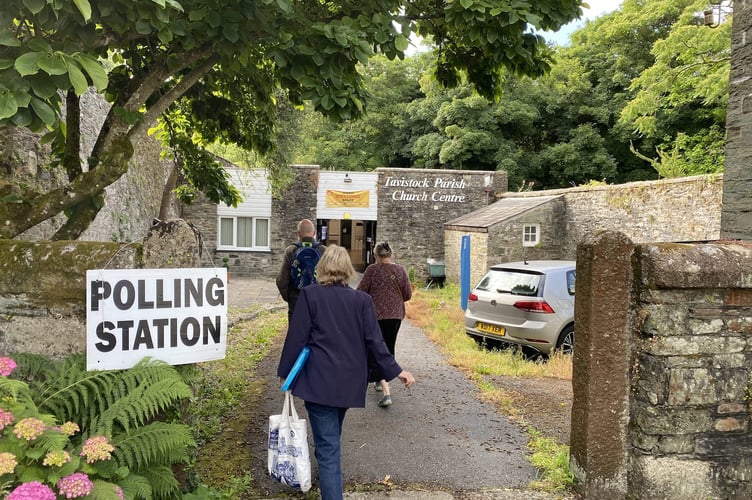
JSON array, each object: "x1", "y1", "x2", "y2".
[{"x1": 86, "y1": 268, "x2": 227, "y2": 371}]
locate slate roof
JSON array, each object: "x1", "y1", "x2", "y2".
[{"x1": 444, "y1": 195, "x2": 562, "y2": 231}]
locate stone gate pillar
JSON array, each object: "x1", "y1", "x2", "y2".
[{"x1": 569, "y1": 231, "x2": 635, "y2": 498}]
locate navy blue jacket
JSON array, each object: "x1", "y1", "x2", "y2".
[{"x1": 277, "y1": 283, "x2": 402, "y2": 408}]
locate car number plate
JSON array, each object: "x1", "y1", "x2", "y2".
[{"x1": 477, "y1": 322, "x2": 505, "y2": 336}]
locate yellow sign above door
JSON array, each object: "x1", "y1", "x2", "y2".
[{"x1": 326, "y1": 190, "x2": 370, "y2": 208}]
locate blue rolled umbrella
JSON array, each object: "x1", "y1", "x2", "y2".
[{"x1": 281, "y1": 346, "x2": 311, "y2": 391}]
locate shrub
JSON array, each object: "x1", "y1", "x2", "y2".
[{"x1": 2, "y1": 354, "x2": 196, "y2": 499}]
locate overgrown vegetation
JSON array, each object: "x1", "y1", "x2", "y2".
[
  {"x1": 6, "y1": 354, "x2": 197, "y2": 499},
  {"x1": 188, "y1": 307, "x2": 286, "y2": 497}
]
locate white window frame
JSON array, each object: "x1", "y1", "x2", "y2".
[
  {"x1": 217, "y1": 216, "x2": 271, "y2": 251},
  {"x1": 522, "y1": 224, "x2": 540, "y2": 247}
]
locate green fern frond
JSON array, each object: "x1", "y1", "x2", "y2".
[
  {"x1": 24, "y1": 429, "x2": 70, "y2": 459},
  {"x1": 112, "y1": 421, "x2": 194, "y2": 471},
  {"x1": 89, "y1": 378, "x2": 193, "y2": 437},
  {"x1": 119, "y1": 473, "x2": 153, "y2": 500},
  {"x1": 28, "y1": 357, "x2": 191, "y2": 437},
  {"x1": 89, "y1": 480, "x2": 125, "y2": 500},
  {"x1": 0, "y1": 377, "x2": 37, "y2": 411},
  {"x1": 9, "y1": 353, "x2": 58, "y2": 382},
  {"x1": 139, "y1": 465, "x2": 181, "y2": 499}
]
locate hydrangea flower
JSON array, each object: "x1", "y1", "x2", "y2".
[
  {"x1": 7, "y1": 481, "x2": 56, "y2": 500},
  {"x1": 59, "y1": 422, "x2": 80, "y2": 436},
  {"x1": 0, "y1": 357, "x2": 17, "y2": 376},
  {"x1": 57, "y1": 472, "x2": 94, "y2": 498},
  {"x1": 114, "y1": 485, "x2": 125, "y2": 499},
  {"x1": 80, "y1": 435, "x2": 114, "y2": 463},
  {"x1": 0, "y1": 451, "x2": 17, "y2": 475},
  {"x1": 43, "y1": 449, "x2": 72, "y2": 467},
  {"x1": 0, "y1": 408, "x2": 14, "y2": 430},
  {"x1": 13, "y1": 417, "x2": 46, "y2": 441}
]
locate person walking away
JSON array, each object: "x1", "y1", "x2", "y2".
[
  {"x1": 357, "y1": 241, "x2": 412, "y2": 408},
  {"x1": 277, "y1": 245, "x2": 415, "y2": 500},
  {"x1": 276, "y1": 219, "x2": 325, "y2": 323}
]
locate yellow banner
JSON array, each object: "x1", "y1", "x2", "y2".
[{"x1": 326, "y1": 190, "x2": 370, "y2": 208}]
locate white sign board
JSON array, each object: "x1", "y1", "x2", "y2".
[{"x1": 86, "y1": 268, "x2": 228, "y2": 371}]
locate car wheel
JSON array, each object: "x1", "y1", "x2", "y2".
[{"x1": 555, "y1": 326, "x2": 574, "y2": 355}]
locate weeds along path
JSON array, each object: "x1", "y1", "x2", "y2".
[{"x1": 241, "y1": 315, "x2": 540, "y2": 497}]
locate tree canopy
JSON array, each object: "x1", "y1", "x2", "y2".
[
  {"x1": 0, "y1": 0, "x2": 585, "y2": 240},
  {"x1": 290, "y1": 0, "x2": 731, "y2": 190}
]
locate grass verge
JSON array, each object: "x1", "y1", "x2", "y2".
[
  {"x1": 407, "y1": 283, "x2": 574, "y2": 493},
  {"x1": 188, "y1": 306, "x2": 287, "y2": 497}
]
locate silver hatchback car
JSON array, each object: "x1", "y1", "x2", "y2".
[{"x1": 464, "y1": 260, "x2": 576, "y2": 355}]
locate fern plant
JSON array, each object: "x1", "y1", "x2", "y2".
[{"x1": 12, "y1": 354, "x2": 196, "y2": 499}]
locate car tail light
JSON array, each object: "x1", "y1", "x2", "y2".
[
  {"x1": 468, "y1": 293, "x2": 478, "y2": 302},
  {"x1": 514, "y1": 300, "x2": 554, "y2": 313}
]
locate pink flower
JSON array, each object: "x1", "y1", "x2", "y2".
[
  {"x1": 0, "y1": 408, "x2": 14, "y2": 430},
  {"x1": 0, "y1": 451, "x2": 17, "y2": 474},
  {"x1": 0, "y1": 357, "x2": 17, "y2": 376},
  {"x1": 43, "y1": 449, "x2": 72, "y2": 467},
  {"x1": 7, "y1": 481, "x2": 56, "y2": 500},
  {"x1": 13, "y1": 417, "x2": 46, "y2": 441},
  {"x1": 57, "y1": 472, "x2": 94, "y2": 498},
  {"x1": 114, "y1": 485, "x2": 125, "y2": 499},
  {"x1": 80, "y1": 435, "x2": 114, "y2": 463}
]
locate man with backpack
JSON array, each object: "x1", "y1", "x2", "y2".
[{"x1": 276, "y1": 219, "x2": 326, "y2": 322}]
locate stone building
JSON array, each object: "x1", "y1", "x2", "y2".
[
  {"x1": 444, "y1": 175, "x2": 724, "y2": 286},
  {"x1": 181, "y1": 165, "x2": 507, "y2": 281}
]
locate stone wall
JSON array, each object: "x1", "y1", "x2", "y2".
[
  {"x1": 444, "y1": 230, "x2": 488, "y2": 289},
  {"x1": 181, "y1": 165, "x2": 320, "y2": 278},
  {"x1": 1, "y1": 90, "x2": 177, "y2": 243},
  {"x1": 376, "y1": 167, "x2": 506, "y2": 280},
  {"x1": 722, "y1": 1, "x2": 752, "y2": 240},
  {"x1": 445, "y1": 175, "x2": 723, "y2": 285},
  {"x1": 570, "y1": 233, "x2": 752, "y2": 499},
  {"x1": 0, "y1": 220, "x2": 200, "y2": 358}
]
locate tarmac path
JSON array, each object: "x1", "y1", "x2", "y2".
[{"x1": 228, "y1": 277, "x2": 570, "y2": 500}]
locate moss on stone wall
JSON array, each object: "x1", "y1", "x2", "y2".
[{"x1": 0, "y1": 240, "x2": 142, "y2": 314}]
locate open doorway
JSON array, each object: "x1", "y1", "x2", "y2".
[{"x1": 318, "y1": 219, "x2": 377, "y2": 272}]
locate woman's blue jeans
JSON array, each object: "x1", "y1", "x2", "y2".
[{"x1": 304, "y1": 401, "x2": 348, "y2": 500}]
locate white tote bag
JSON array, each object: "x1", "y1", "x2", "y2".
[{"x1": 267, "y1": 390, "x2": 312, "y2": 492}]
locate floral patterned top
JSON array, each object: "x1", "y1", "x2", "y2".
[{"x1": 357, "y1": 262, "x2": 412, "y2": 320}]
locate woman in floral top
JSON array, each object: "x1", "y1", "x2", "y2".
[{"x1": 357, "y1": 241, "x2": 413, "y2": 407}]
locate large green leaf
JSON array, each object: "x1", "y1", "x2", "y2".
[
  {"x1": 72, "y1": 0, "x2": 92, "y2": 22},
  {"x1": 30, "y1": 96, "x2": 56, "y2": 126},
  {"x1": 14, "y1": 52, "x2": 43, "y2": 76},
  {"x1": 74, "y1": 54, "x2": 108, "y2": 91},
  {"x1": 0, "y1": 88, "x2": 18, "y2": 120},
  {"x1": 38, "y1": 53, "x2": 68, "y2": 75},
  {"x1": 394, "y1": 34, "x2": 409, "y2": 51},
  {"x1": 22, "y1": 0, "x2": 46, "y2": 15},
  {"x1": 0, "y1": 29, "x2": 20, "y2": 47},
  {"x1": 66, "y1": 60, "x2": 89, "y2": 95}
]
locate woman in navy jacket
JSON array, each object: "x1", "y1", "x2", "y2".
[{"x1": 278, "y1": 244, "x2": 415, "y2": 500}]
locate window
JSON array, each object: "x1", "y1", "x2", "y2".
[
  {"x1": 522, "y1": 224, "x2": 540, "y2": 247},
  {"x1": 217, "y1": 216, "x2": 270, "y2": 250}
]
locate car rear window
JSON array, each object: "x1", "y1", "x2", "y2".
[{"x1": 476, "y1": 269, "x2": 543, "y2": 296}]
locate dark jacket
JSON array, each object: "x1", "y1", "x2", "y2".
[
  {"x1": 275, "y1": 236, "x2": 325, "y2": 303},
  {"x1": 277, "y1": 283, "x2": 402, "y2": 408}
]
